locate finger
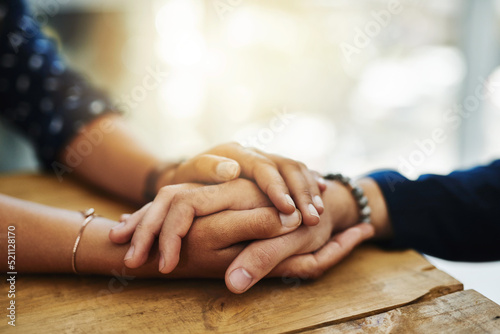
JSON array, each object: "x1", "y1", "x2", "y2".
[
  {"x1": 269, "y1": 223, "x2": 375, "y2": 278},
  {"x1": 256, "y1": 149, "x2": 321, "y2": 222},
  {"x1": 210, "y1": 143, "x2": 296, "y2": 214},
  {"x1": 120, "y1": 214, "x2": 131, "y2": 222},
  {"x1": 317, "y1": 177, "x2": 327, "y2": 192},
  {"x1": 193, "y1": 207, "x2": 303, "y2": 251},
  {"x1": 108, "y1": 203, "x2": 151, "y2": 244},
  {"x1": 157, "y1": 180, "x2": 281, "y2": 274},
  {"x1": 173, "y1": 154, "x2": 241, "y2": 184},
  {"x1": 309, "y1": 170, "x2": 327, "y2": 192},
  {"x1": 279, "y1": 162, "x2": 320, "y2": 226},
  {"x1": 224, "y1": 226, "x2": 313, "y2": 293},
  {"x1": 124, "y1": 184, "x2": 201, "y2": 269},
  {"x1": 301, "y1": 165, "x2": 324, "y2": 215},
  {"x1": 172, "y1": 208, "x2": 302, "y2": 278}
]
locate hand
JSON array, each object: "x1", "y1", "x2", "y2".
[
  {"x1": 160, "y1": 142, "x2": 326, "y2": 226},
  {"x1": 167, "y1": 207, "x2": 302, "y2": 278},
  {"x1": 224, "y1": 179, "x2": 376, "y2": 293},
  {"x1": 109, "y1": 179, "x2": 303, "y2": 273},
  {"x1": 148, "y1": 188, "x2": 373, "y2": 282}
]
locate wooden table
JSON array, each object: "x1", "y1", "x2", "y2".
[{"x1": 1, "y1": 174, "x2": 500, "y2": 333}]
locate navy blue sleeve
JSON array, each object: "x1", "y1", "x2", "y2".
[
  {"x1": 368, "y1": 160, "x2": 500, "y2": 262},
  {"x1": 0, "y1": 0, "x2": 117, "y2": 169}
]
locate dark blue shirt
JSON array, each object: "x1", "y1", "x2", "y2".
[
  {"x1": 370, "y1": 160, "x2": 500, "y2": 262},
  {"x1": 0, "y1": 0, "x2": 115, "y2": 169}
]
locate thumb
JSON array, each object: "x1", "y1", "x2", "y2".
[{"x1": 173, "y1": 154, "x2": 241, "y2": 184}]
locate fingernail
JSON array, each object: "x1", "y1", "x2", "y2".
[
  {"x1": 308, "y1": 203, "x2": 320, "y2": 218},
  {"x1": 313, "y1": 195, "x2": 324, "y2": 210},
  {"x1": 159, "y1": 252, "x2": 165, "y2": 272},
  {"x1": 119, "y1": 214, "x2": 131, "y2": 223},
  {"x1": 216, "y1": 161, "x2": 239, "y2": 179},
  {"x1": 124, "y1": 245, "x2": 135, "y2": 261},
  {"x1": 285, "y1": 194, "x2": 296, "y2": 208},
  {"x1": 229, "y1": 268, "x2": 253, "y2": 292},
  {"x1": 279, "y1": 210, "x2": 300, "y2": 228},
  {"x1": 317, "y1": 177, "x2": 326, "y2": 185},
  {"x1": 112, "y1": 222, "x2": 126, "y2": 230}
]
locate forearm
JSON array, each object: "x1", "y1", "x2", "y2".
[
  {"x1": 0, "y1": 194, "x2": 80, "y2": 273},
  {"x1": 59, "y1": 114, "x2": 169, "y2": 204},
  {"x1": 0, "y1": 195, "x2": 161, "y2": 277}
]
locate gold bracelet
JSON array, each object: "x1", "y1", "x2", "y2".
[{"x1": 71, "y1": 208, "x2": 97, "y2": 274}]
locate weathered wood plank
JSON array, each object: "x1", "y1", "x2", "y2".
[{"x1": 307, "y1": 290, "x2": 500, "y2": 333}]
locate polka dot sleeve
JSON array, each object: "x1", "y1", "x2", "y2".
[{"x1": 0, "y1": 0, "x2": 118, "y2": 169}]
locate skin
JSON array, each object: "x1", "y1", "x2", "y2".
[
  {"x1": 223, "y1": 177, "x2": 392, "y2": 293},
  {"x1": 111, "y1": 177, "x2": 392, "y2": 292},
  {"x1": 1, "y1": 112, "x2": 392, "y2": 292},
  {"x1": 0, "y1": 178, "x2": 390, "y2": 291},
  {"x1": 60, "y1": 114, "x2": 325, "y2": 270},
  {"x1": 110, "y1": 179, "x2": 303, "y2": 272},
  {"x1": 0, "y1": 193, "x2": 298, "y2": 277}
]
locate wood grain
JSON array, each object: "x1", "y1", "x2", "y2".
[
  {"x1": 1, "y1": 174, "x2": 464, "y2": 333},
  {"x1": 307, "y1": 290, "x2": 500, "y2": 333},
  {"x1": 0, "y1": 173, "x2": 136, "y2": 220}
]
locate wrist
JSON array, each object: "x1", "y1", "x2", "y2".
[
  {"x1": 322, "y1": 180, "x2": 359, "y2": 232},
  {"x1": 322, "y1": 177, "x2": 392, "y2": 241},
  {"x1": 77, "y1": 217, "x2": 164, "y2": 278},
  {"x1": 357, "y1": 178, "x2": 393, "y2": 240},
  {"x1": 155, "y1": 163, "x2": 178, "y2": 190},
  {"x1": 143, "y1": 162, "x2": 179, "y2": 202}
]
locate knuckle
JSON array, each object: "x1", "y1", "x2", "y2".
[
  {"x1": 284, "y1": 159, "x2": 301, "y2": 169},
  {"x1": 142, "y1": 202, "x2": 153, "y2": 211},
  {"x1": 297, "y1": 161, "x2": 308, "y2": 170},
  {"x1": 158, "y1": 186, "x2": 171, "y2": 197},
  {"x1": 193, "y1": 155, "x2": 206, "y2": 171},
  {"x1": 172, "y1": 191, "x2": 199, "y2": 214},
  {"x1": 309, "y1": 183, "x2": 321, "y2": 195},
  {"x1": 250, "y1": 147, "x2": 265, "y2": 155},
  {"x1": 311, "y1": 170, "x2": 322, "y2": 178},
  {"x1": 260, "y1": 159, "x2": 278, "y2": 170},
  {"x1": 158, "y1": 185, "x2": 184, "y2": 199},
  {"x1": 301, "y1": 257, "x2": 322, "y2": 279},
  {"x1": 172, "y1": 190, "x2": 191, "y2": 204},
  {"x1": 171, "y1": 192, "x2": 183, "y2": 202},
  {"x1": 228, "y1": 141, "x2": 242, "y2": 149},
  {"x1": 297, "y1": 188, "x2": 312, "y2": 198},
  {"x1": 251, "y1": 210, "x2": 274, "y2": 235},
  {"x1": 251, "y1": 160, "x2": 278, "y2": 179},
  {"x1": 127, "y1": 211, "x2": 140, "y2": 223},
  {"x1": 135, "y1": 220, "x2": 158, "y2": 239}
]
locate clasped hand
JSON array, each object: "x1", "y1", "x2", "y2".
[{"x1": 109, "y1": 143, "x2": 374, "y2": 293}]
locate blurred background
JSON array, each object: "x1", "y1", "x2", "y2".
[{"x1": 2, "y1": 0, "x2": 500, "y2": 302}]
